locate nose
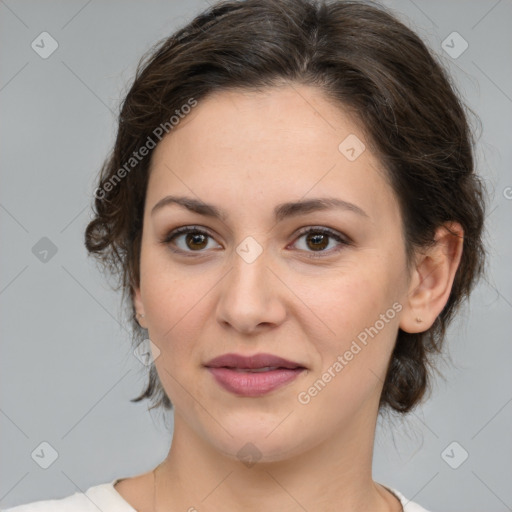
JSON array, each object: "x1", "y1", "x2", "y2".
[{"x1": 215, "y1": 245, "x2": 287, "y2": 335}]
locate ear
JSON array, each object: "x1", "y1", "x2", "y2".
[
  {"x1": 133, "y1": 285, "x2": 148, "y2": 329},
  {"x1": 400, "y1": 222, "x2": 464, "y2": 333}
]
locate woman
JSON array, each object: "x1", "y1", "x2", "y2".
[{"x1": 6, "y1": 0, "x2": 486, "y2": 510}]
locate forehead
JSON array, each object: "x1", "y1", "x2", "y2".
[
  {"x1": 151, "y1": 84, "x2": 361, "y2": 166},
  {"x1": 146, "y1": 85, "x2": 398, "y2": 224}
]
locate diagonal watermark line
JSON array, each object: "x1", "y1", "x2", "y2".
[
  {"x1": 60, "y1": 204, "x2": 88, "y2": 233},
  {"x1": 485, "y1": 204, "x2": 498, "y2": 221},
  {"x1": 411, "y1": 411, "x2": 439, "y2": 439},
  {"x1": 0, "y1": 0, "x2": 29, "y2": 28},
  {"x1": 200, "y1": 471, "x2": 234, "y2": 502},
  {"x1": 61, "y1": 0, "x2": 93, "y2": 30},
  {"x1": 472, "y1": 61, "x2": 512, "y2": 104},
  {"x1": 368, "y1": 367, "x2": 383, "y2": 383},
  {"x1": 59, "y1": 471, "x2": 84, "y2": 495},
  {"x1": 471, "y1": 396, "x2": 512, "y2": 439},
  {"x1": 483, "y1": 274, "x2": 512, "y2": 309},
  {"x1": 494, "y1": 287, "x2": 512, "y2": 309},
  {"x1": 0, "y1": 265, "x2": 28, "y2": 296},
  {"x1": 163, "y1": 367, "x2": 233, "y2": 437},
  {"x1": 0, "y1": 203, "x2": 29, "y2": 233},
  {"x1": 265, "y1": 266, "x2": 336, "y2": 336},
  {"x1": 287, "y1": 80, "x2": 337, "y2": 132},
  {"x1": 264, "y1": 470, "x2": 310, "y2": 511},
  {"x1": 265, "y1": 410, "x2": 294, "y2": 438},
  {"x1": 0, "y1": 472, "x2": 29, "y2": 504},
  {"x1": 61, "y1": 470, "x2": 108, "y2": 512},
  {"x1": 0, "y1": 62, "x2": 29, "y2": 93},
  {"x1": 471, "y1": 0, "x2": 502, "y2": 30},
  {"x1": 472, "y1": 471, "x2": 512, "y2": 510},
  {"x1": 0, "y1": 408, "x2": 29, "y2": 439},
  {"x1": 61, "y1": 369, "x2": 132, "y2": 439},
  {"x1": 406, "y1": 0, "x2": 438, "y2": 28},
  {"x1": 400, "y1": 472, "x2": 439, "y2": 510},
  {"x1": 61, "y1": 61, "x2": 116, "y2": 115},
  {"x1": 61, "y1": 265, "x2": 128, "y2": 332}
]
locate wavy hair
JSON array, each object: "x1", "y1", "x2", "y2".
[{"x1": 84, "y1": 0, "x2": 486, "y2": 415}]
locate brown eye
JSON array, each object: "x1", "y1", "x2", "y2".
[
  {"x1": 291, "y1": 227, "x2": 350, "y2": 258},
  {"x1": 305, "y1": 232, "x2": 329, "y2": 251},
  {"x1": 162, "y1": 226, "x2": 221, "y2": 254},
  {"x1": 184, "y1": 232, "x2": 208, "y2": 250}
]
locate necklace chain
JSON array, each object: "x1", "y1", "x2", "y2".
[{"x1": 153, "y1": 461, "x2": 163, "y2": 512}]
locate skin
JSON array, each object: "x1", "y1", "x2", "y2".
[{"x1": 115, "y1": 83, "x2": 463, "y2": 512}]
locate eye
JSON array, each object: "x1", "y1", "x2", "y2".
[
  {"x1": 161, "y1": 225, "x2": 351, "y2": 258},
  {"x1": 161, "y1": 226, "x2": 221, "y2": 255},
  {"x1": 290, "y1": 227, "x2": 351, "y2": 258}
]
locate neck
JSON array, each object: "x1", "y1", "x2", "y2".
[{"x1": 154, "y1": 405, "x2": 401, "y2": 512}]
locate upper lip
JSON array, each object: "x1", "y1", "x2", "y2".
[{"x1": 204, "y1": 353, "x2": 305, "y2": 370}]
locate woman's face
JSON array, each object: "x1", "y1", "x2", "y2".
[{"x1": 134, "y1": 84, "x2": 412, "y2": 462}]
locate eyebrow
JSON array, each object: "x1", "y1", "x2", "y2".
[{"x1": 150, "y1": 195, "x2": 369, "y2": 222}]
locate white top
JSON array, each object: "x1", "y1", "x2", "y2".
[{"x1": 3, "y1": 478, "x2": 432, "y2": 511}]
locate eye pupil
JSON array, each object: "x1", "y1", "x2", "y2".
[
  {"x1": 186, "y1": 232, "x2": 207, "y2": 250},
  {"x1": 166, "y1": 226, "x2": 346, "y2": 257},
  {"x1": 307, "y1": 232, "x2": 329, "y2": 251}
]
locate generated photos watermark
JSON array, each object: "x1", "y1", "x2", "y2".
[
  {"x1": 297, "y1": 301, "x2": 403, "y2": 405},
  {"x1": 94, "y1": 97, "x2": 198, "y2": 200}
]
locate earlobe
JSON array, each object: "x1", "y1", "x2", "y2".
[
  {"x1": 133, "y1": 286, "x2": 147, "y2": 328},
  {"x1": 399, "y1": 222, "x2": 464, "y2": 333}
]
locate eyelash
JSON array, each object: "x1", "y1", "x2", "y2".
[{"x1": 160, "y1": 225, "x2": 352, "y2": 259}]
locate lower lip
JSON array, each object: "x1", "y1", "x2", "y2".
[{"x1": 206, "y1": 367, "x2": 305, "y2": 397}]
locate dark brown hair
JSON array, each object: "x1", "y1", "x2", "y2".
[{"x1": 84, "y1": 0, "x2": 486, "y2": 415}]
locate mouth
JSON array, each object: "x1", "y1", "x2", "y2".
[
  {"x1": 204, "y1": 353, "x2": 307, "y2": 397},
  {"x1": 204, "y1": 352, "x2": 306, "y2": 371},
  {"x1": 226, "y1": 366, "x2": 295, "y2": 373}
]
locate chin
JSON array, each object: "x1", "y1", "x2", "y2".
[{"x1": 204, "y1": 422, "x2": 316, "y2": 466}]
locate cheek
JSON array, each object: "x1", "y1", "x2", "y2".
[
  {"x1": 139, "y1": 249, "x2": 203, "y2": 359},
  {"x1": 297, "y1": 257, "x2": 403, "y2": 388},
  {"x1": 295, "y1": 273, "x2": 400, "y2": 417},
  {"x1": 143, "y1": 277, "x2": 205, "y2": 353},
  {"x1": 297, "y1": 266, "x2": 393, "y2": 343},
  {"x1": 140, "y1": 264, "x2": 211, "y2": 408},
  {"x1": 140, "y1": 241, "x2": 209, "y2": 324}
]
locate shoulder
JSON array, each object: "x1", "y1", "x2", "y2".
[
  {"x1": 2, "y1": 479, "x2": 136, "y2": 512},
  {"x1": 382, "y1": 485, "x2": 434, "y2": 512}
]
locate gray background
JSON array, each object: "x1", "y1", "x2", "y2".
[{"x1": 1, "y1": 1, "x2": 511, "y2": 510}]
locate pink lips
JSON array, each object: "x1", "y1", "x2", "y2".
[{"x1": 204, "y1": 353, "x2": 306, "y2": 397}]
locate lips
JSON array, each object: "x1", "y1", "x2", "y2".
[
  {"x1": 204, "y1": 352, "x2": 305, "y2": 371},
  {"x1": 204, "y1": 353, "x2": 306, "y2": 397}
]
